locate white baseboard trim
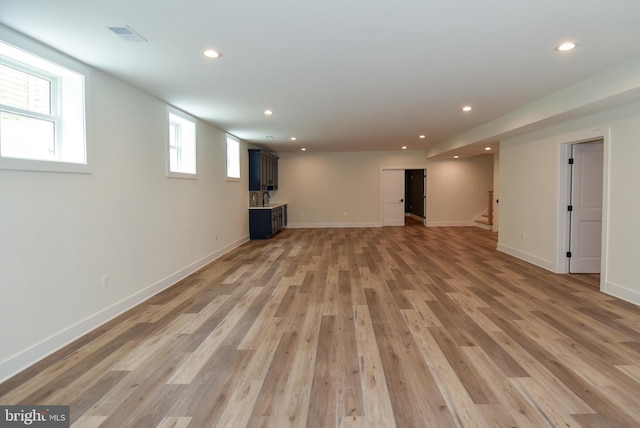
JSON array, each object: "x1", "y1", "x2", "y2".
[
  {"x1": 472, "y1": 222, "x2": 493, "y2": 231},
  {"x1": 603, "y1": 280, "x2": 640, "y2": 307},
  {"x1": 287, "y1": 222, "x2": 382, "y2": 228},
  {"x1": 496, "y1": 243, "x2": 555, "y2": 272},
  {"x1": 0, "y1": 234, "x2": 249, "y2": 383},
  {"x1": 426, "y1": 220, "x2": 474, "y2": 227}
]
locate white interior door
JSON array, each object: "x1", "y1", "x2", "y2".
[
  {"x1": 381, "y1": 169, "x2": 405, "y2": 226},
  {"x1": 569, "y1": 141, "x2": 603, "y2": 273}
]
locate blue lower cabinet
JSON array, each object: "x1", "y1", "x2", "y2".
[{"x1": 249, "y1": 205, "x2": 287, "y2": 239}]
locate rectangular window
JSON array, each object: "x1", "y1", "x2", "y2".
[
  {"x1": 0, "y1": 27, "x2": 88, "y2": 173},
  {"x1": 167, "y1": 110, "x2": 196, "y2": 178},
  {"x1": 226, "y1": 136, "x2": 240, "y2": 180}
]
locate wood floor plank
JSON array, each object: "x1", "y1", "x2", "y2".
[
  {"x1": 66, "y1": 370, "x2": 130, "y2": 422},
  {"x1": 531, "y1": 309, "x2": 638, "y2": 366},
  {"x1": 168, "y1": 346, "x2": 251, "y2": 427},
  {"x1": 353, "y1": 305, "x2": 397, "y2": 428},
  {"x1": 247, "y1": 332, "x2": 298, "y2": 422},
  {"x1": 155, "y1": 416, "x2": 192, "y2": 428},
  {"x1": 483, "y1": 308, "x2": 640, "y2": 426},
  {"x1": 167, "y1": 287, "x2": 263, "y2": 385},
  {"x1": 0, "y1": 321, "x2": 152, "y2": 403},
  {"x1": 510, "y1": 377, "x2": 592, "y2": 427},
  {"x1": 402, "y1": 309, "x2": 478, "y2": 427},
  {"x1": 447, "y1": 291, "x2": 502, "y2": 333},
  {"x1": 273, "y1": 303, "x2": 322, "y2": 427},
  {"x1": 237, "y1": 278, "x2": 292, "y2": 350},
  {"x1": 337, "y1": 415, "x2": 365, "y2": 428},
  {"x1": 394, "y1": 318, "x2": 458, "y2": 427},
  {"x1": 616, "y1": 363, "x2": 640, "y2": 383},
  {"x1": 308, "y1": 315, "x2": 338, "y2": 426},
  {"x1": 369, "y1": 318, "x2": 420, "y2": 428},
  {"x1": 429, "y1": 327, "x2": 499, "y2": 405},
  {"x1": 491, "y1": 331, "x2": 594, "y2": 415},
  {"x1": 461, "y1": 346, "x2": 549, "y2": 427},
  {"x1": 70, "y1": 415, "x2": 108, "y2": 428},
  {"x1": 2, "y1": 225, "x2": 640, "y2": 427},
  {"x1": 213, "y1": 379, "x2": 263, "y2": 428},
  {"x1": 334, "y1": 303, "x2": 364, "y2": 419}
]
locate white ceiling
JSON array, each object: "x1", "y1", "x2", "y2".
[{"x1": 2, "y1": 0, "x2": 640, "y2": 156}]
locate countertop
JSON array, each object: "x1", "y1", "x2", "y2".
[{"x1": 248, "y1": 201, "x2": 287, "y2": 210}]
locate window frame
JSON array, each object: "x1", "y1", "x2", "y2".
[
  {"x1": 0, "y1": 60, "x2": 60, "y2": 161},
  {"x1": 0, "y1": 24, "x2": 90, "y2": 174},
  {"x1": 226, "y1": 135, "x2": 240, "y2": 181},
  {"x1": 166, "y1": 107, "x2": 197, "y2": 179},
  {"x1": 169, "y1": 119, "x2": 183, "y2": 170}
]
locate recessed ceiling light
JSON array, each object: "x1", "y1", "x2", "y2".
[
  {"x1": 453, "y1": 155, "x2": 460, "y2": 159},
  {"x1": 290, "y1": 137, "x2": 297, "y2": 141},
  {"x1": 264, "y1": 110, "x2": 273, "y2": 116},
  {"x1": 402, "y1": 146, "x2": 407, "y2": 150},
  {"x1": 484, "y1": 147, "x2": 492, "y2": 151},
  {"x1": 462, "y1": 106, "x2": 472, "y2": 112},
  {"x1": 301, "y1": 148, "x2": 306, "y2": 151},
  {"x1": 419, "y1": 135, "x2": 426, "y2": 139},
  {"x1": 265, "y1": 135, "x2": 274, "y2": 139},
  {"x1": 203, "y1": 49, "x2": 221, "y2": 58},
  {"x1": 556, "y1": 42, "x2": 576, "y2": 51}
]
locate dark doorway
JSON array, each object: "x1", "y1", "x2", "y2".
[{"x1": 405, "y1": 169, "x2": 425, "y2": 221}]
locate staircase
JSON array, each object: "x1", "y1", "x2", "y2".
[{"x1": 474, "y1": 191, "x2": 494, "y2": 230}]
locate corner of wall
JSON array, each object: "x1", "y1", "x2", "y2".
[
  {"x1": 496, "y1": 243, "x2": 555, "y2": 272},
  {"x1": 603, "y1": 281, "x2": 640, "y2": 307}
]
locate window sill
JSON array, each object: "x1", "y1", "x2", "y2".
[
  {"x1": 166, "y1": 170, "x2": 197, "y2": 180},
  {"x1": 0, "y1": 157, "x2": 92, "y2": 174}
]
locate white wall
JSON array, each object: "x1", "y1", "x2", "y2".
[
  {"x1": 276, "y1": 150, "x2": 493, "y2": 227},
  {"x1": 425, "y1": 155, "x2": 494, "y2": 226},
  {"x1": 276, "y1": 151, "x2": 424, "y2": 226},
  {"x1": 498, "y1": 135, "x2": 560, "y2": 270},
  {"x1": 498, "y1": 100, "x2": 640, "y2": 305},
  {"x1": 0, "y1": 68, "x2": 250, "y2": 381}
]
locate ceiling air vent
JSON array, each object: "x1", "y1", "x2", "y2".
[{"x1": 108, "y1": 25, "x2": 147, "y2": 43}]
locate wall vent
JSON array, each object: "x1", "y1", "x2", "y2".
[{"x1": 108, "y1": 25, "x2": 147, "y2": 43}]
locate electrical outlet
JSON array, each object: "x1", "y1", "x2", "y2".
[{"x1": 101, "y1": 275, "x2": 109, "y2": 288}]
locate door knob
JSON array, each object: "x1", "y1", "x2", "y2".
[{"x1": 400, "y1": 198, "x2": 404, "y2": 202}]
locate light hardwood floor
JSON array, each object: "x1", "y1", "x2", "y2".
[{"x1": 2, "y1": 222, "x2": 640, "y2": 427}]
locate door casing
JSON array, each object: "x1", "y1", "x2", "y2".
[{"x1": 556, "y1": 127, "x2": 610, "y2": 292}]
